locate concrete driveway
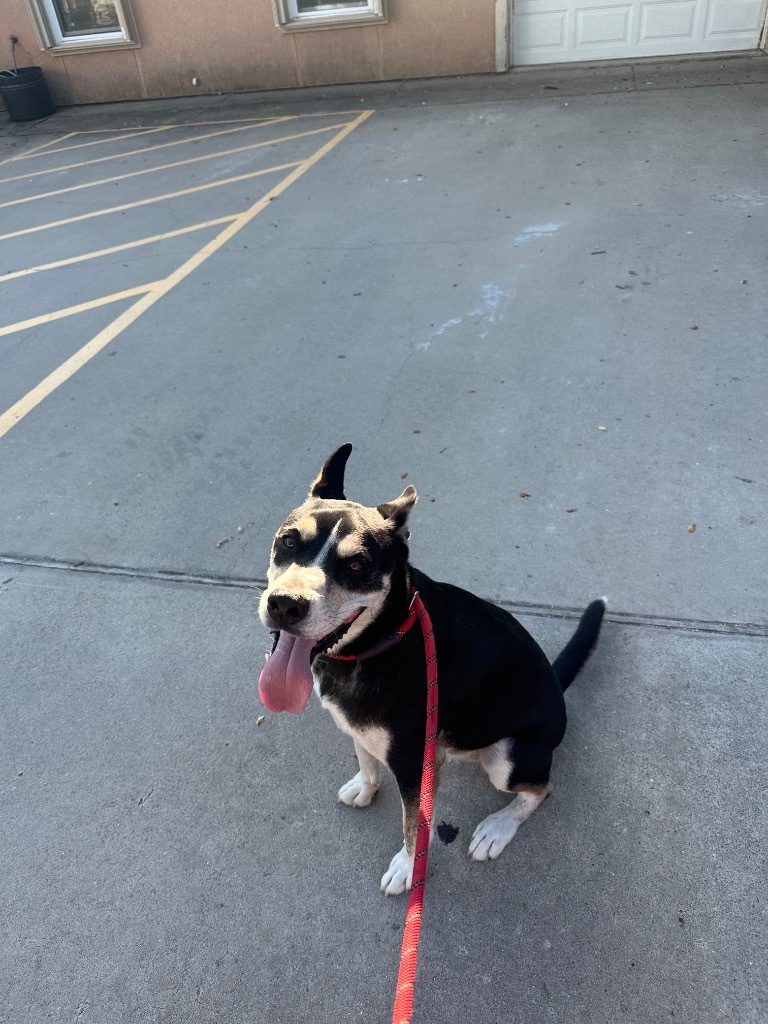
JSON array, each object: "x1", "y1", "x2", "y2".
[{"x1": 1, "y1": 56, "x2": 766, "y2": 1023}]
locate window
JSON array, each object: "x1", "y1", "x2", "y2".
[
  {"x1": 24, "y1": 0, "x2": 139, "y2": 53},
  {"x1": 272, "y1": 0, "x2": 388, "y2": 32}
]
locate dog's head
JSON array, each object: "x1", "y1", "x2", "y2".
[
  {"x1": 258, "y1": 445, "x2": 417, "y2": 713},
  {"x1": 259, "y1": 443, "x2": 417, "y2": 647}
]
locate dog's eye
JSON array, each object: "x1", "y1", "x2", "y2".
[
  {"x1": 280, "y1": 535, "x2": 297, "y2": 550},
  {"x1": 347, "y1": 559, "x2": 365, "y2": 573}
]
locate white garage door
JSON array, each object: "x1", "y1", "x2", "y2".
[{"x1": 512, "y1": 0, "x2": 768, "y2": 64}]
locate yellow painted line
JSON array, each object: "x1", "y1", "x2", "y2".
[
  {"x1": 0, "y1": 110, "x2": 374, "y2": 439},
  {"x1": 16, "y1": 117, "x2": 290, "y2": 159},
  {"x1": 0, "y1": 132, "x2": 78, "y2": 166},
  {"x1": 0, "y1": 121, "x2": 352, "y2": 210},
  {"x1": 0, "y1": 282, "x2": 162, "y2": 338},
  {"x1": 2, "y1": 113, "x2": 360, "y2": 163},
  {"x1": 73, "y1": 116, "x2": 291, "y2": 132},
  {"x1": 0, "y1": 216, "x2": 238, "y2": 283},
  {"x1": 0, "y1": 119, "x2": 299, "y2": 183},
  {"x1": 6, "y1": 126, "x2": 182, "y2": 162},
  {"x1": 0, "y1": 160, "x2": 301, "y2": 243},
  {"x1": 70, "y1": 112, "x2": 359, "y2": 131}
]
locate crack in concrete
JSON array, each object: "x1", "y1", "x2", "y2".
[{"x1": 1, "y1": 553, "x2": 765, "y2": 638}]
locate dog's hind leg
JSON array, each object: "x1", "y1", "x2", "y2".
[
  {"x1": 469, "y1": 737, "x2": 554, "y2": 861},
  {"x1": 469, "y1": 784, "x2": 552, "y2": 861},
  {"x1": 338, "y1": 738, "x2": 381, "y2": 808}
]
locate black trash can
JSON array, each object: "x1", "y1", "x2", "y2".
[{"x1": 0, "y1": 67, "x2": 55, "y2": 122}]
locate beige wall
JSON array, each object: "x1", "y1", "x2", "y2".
[{"x1": 0, "y1": 0, "x2": 497, "y2": 107}]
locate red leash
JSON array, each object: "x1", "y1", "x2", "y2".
[
  {"x1": 392, "y1": 591, "x2": 438, "y2": 1024},
  {"x1": 326, "y1": 589, "x2": 438, "y2": 1021}
]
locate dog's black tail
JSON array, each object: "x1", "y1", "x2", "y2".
[{"x1": 552, "y1": 598, "x2": 606, "y2": 692}]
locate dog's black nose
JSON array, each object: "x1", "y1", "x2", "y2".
[{"x1": 266, "y1": 593, "x2": 309, "y2": 629}]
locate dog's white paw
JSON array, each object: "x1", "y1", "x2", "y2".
[
  {"x1": 338, "y1": 772, "x2": 380, "y2": 808},
  {"x1": 469, "y1": 808, "x2": 522, "y2": 861},
  {"x1": 380, "y1": 846, "x2": 414, "y2": 895}
]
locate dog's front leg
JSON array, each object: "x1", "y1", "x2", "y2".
[
  {"x1": 380, "y1": 789, "x2": 419, "y2": 896},
  {"x1": 338, "y1": 738, "x2": 381, "y2": 808},
  {"x1": 380, "y1": 747, "x2": 442, "y2": 896}
]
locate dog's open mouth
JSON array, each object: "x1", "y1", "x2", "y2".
[{"x1": 258, "y1": 610, "x2": 363, "y2": 714}]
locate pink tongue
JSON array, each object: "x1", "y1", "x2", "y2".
[{"x1": 258, "y1": 631, "x2": 316, "y2": 713}]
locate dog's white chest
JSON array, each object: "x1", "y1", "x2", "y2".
[{"x1": 316, "y1": 686, "x2": 391, "y2": 764}]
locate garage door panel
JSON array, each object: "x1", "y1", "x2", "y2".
[
  {"x1": 576, "y1": 5, "x2": 633, "y2": 46},
  {"x1": 707, "y1": 0, "x2": 766, "y2": 36},
  {"x1": 512, "y1": 0, "x2": 766, "y2": 63},
  {"x1": 514, "y1": 3, "x2": 570, "y2": 58},
  {"x1": 639, "y1": 1, "x2": 697, "y2": 42}
]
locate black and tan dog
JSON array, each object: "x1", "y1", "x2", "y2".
[{"x1": 259, "y1": 444, "x2": 605, "y2": 895}]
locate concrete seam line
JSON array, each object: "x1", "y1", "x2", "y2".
[{"x1": 1, "y1": 554, "x2": 765, "y2": 639}]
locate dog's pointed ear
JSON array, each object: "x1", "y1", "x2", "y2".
[
  {"x1": 377, "y1": 485, "x2": 418, "y2": 535},
  {"x1": 309, "y1": 443, "x2": 353, "y2": 500}
]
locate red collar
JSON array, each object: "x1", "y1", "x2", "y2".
[{"x1": 323, "y1": 589, "x2": 420, "y2": 663}]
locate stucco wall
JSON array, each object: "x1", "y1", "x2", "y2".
[{"x1": 0, "y1": 0, "x2": 496, "y2": 107}]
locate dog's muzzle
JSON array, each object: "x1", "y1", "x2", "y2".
[
  {"x1": 258, "y1": 609, "x2": 365, "y2": 715},
  {"x1": 265, "y1": 593, "x2": 309, "y2": 631}
]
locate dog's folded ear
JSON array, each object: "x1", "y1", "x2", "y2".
[
  {"x1": 377, "y1": 485, "x2": 418, "y2": 535},
  {"x1": 309, "y1": 443, "x2": 353, "y2": 500}
]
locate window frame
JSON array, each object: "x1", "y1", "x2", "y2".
[
  {"x1": 24, "y1": 0, "x2": 140, "y2": 55},
  {"x1": 272, "y1": 0, "x2": 388, "y2": 33}
]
